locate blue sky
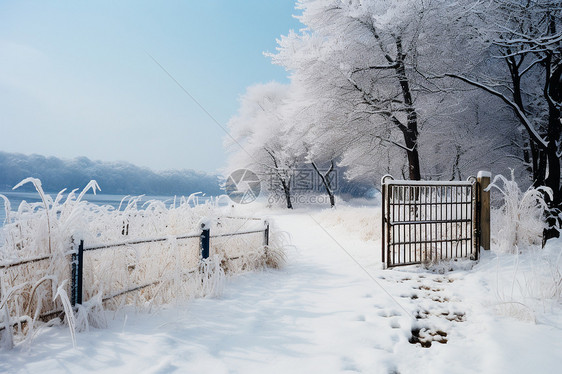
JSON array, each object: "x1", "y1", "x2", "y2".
[{"x1": 0, "y1": 0, "x2": 302, "y2": 172}]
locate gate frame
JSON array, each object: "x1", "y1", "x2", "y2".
[{"x1": 381, "y1": 175, "x2": 483, "y2": 269}]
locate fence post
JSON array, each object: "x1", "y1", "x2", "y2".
[
  {"x1": 263, "y1": 220, "x2": 269, "y2": 247},
  {"x1": 477, "y1": 171, "x2": 491, "y2": 251},
  {"x1": 71, "y1": 239, "x2": 84, "y2": 307},
  {"x1": 200, "y1": 223, "x2": 210, "y2": 259}
]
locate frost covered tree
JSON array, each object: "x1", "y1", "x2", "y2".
[
  {"x1": 281, "y1": 87, "x2": 348, "y2": 207},
  {"x1": 417, "y1": 91, "x2": 521, "y2": 182},
  {"x1": 269, "y1": 0, "x2": 469, "y2": 181},
  {"x1": 441, "y1": 0, "x2": 562, "y2": 235},
  {"x1": 226, "y1": 0, "x2": 538, "y2": 201},
  {"x1": 445, "y1": 1, "x2": 562, "y2": 188},
  {"x1": 225, "y1": 82, "x2": 303, "y2": 209}
]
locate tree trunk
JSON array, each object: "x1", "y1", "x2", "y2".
[
  {"x1": 543, "y1": 138, "x2": 560, "y2": 242},
  {"x1": 531, "y1": 143, "x2": 545, "y2": 188},
  {"x1": 264, "y1": 147, "x2": 293, "y2": 209},
  {"x1": 311, "y1": 160, "x2": 336, "y2": 208},
  {"x1": 508, "y1": 54, "x2": 535, "y2": 178},
  {"x1": 280, "y1": 178, "x2": 293, "y2": 209},
  {"x1": 545, "y1": 123, "x2": 561, "y2": 207},
  {"x1": 403, "y1": 129, "x2": 421, "y2": 181},
  {"x1": 542, "y1": 53, "x2": 562, "y2": 241},
  {"x1": 395, "y1": 37, "x2": 422, "y2": 181}
]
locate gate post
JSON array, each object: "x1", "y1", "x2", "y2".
[
  {"x1": 381, "y1": 175, "x2": 393, "y2": 269},
  {"x1": 477, "y1": 171, "x2": 491, "y2": 251}
]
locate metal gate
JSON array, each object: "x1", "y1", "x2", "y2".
[{"x1": 381, "y1": 175, "x2": 480, "y2": 268}]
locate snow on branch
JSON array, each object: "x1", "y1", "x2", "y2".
[
  {"x1": 351, "y1": 64, "x2": 400, "y2": 74},
  {"x1": 443, "y1": 73, "x2": 549, "y2": 149}
]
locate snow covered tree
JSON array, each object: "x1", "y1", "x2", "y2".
[
  {"x1": 225, "y1": 82, "x2": 303, "y2": 209},
  {"x1": 280, "y1": 86, "x2": 347, "y2": 207},
  {"x1": 269, "y1": 0, "x2": 514, "y2": 184},
  {"x1": 269, "y1": 0, "x2": 457, "y2": 181},
  {"x1": 442, "y1": 0, "x2": 562, "y2": 236},
  {"x1": 227, "y1": 0, "x2": 533, "y2": 201}
]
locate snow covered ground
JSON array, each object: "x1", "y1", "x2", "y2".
[{"x1": 1, "y1": 206, "x2": 561, "y2": 373}]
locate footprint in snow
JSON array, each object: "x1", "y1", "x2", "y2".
[
  {"x1": 341, "y1": 357, "x2": 360, "y2": 372},
  {"x1": 378, "y1": 309, "x2": 401, "y2": 318}
]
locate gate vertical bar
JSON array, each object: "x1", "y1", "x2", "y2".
[
  {"x1": 472, "y1": 181, "x2": 476, "y2": 260},
  {"x1": 428, "y1": 186, "x2": 433, "y2": 263},
  {"x1": 390, "y1": 185, "x2": 394, "y2": 267},
  {"x1": 423, "y1": 186, "x2": 426, "y2": 263},
  {"x1": 439, "y1": 186, "x2": 447, "y2": 260},
  {"x1": 397, "y1": 186, "x2": 401, "y2": 266},
  {"x1": 391, "y1": 185, "x2": 395, "y2": 267},
  {"x1": 412, "y1": 186, "x2": 416, "y2": 263},
  {"x1": 445, "y1": 186, "x2": 449, "y2": 258},
  {"x1": 467, "y1": 185, "x2": 470, "y2": 258},
  {"x1": 406, "y1": 186, "x2": 409, "y2": 262},
  {"x1": 462, "y1": 186, "x2": 465, "y2": 256},
  {"x1": 462, "y1": 186, "x2": 466, "y2": 257},
  {"x1": 451, "y1": 186, "x2": 459, "y2": 257}
]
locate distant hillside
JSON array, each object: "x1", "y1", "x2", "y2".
[{"x1": 0, "y1": 151, "x2": 222, "y2": 196}]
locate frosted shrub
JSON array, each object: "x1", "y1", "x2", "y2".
[
  {"x1": 488, "y1": 172, "x2": 562, "y2": 321},
  {"x1": 489, "y1": 171, "x2": 549, "y2": 253},
  {"x1": 0, "y1": 179, "x2": 284, "y2": 348}
]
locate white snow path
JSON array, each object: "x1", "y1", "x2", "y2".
[{"x1": 1, "y1": 210, "x2": 562, "y2": 373}]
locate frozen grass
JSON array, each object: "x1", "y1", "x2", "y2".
[
  {"x1": 486, "y1": 172, "x2": 561, "y2": 321},
  {"x1": 0, "y1": 179, "x2": 285, "y2": 349},
  {"x1": 489, "y1": 171, "x2": 549, "y2": 254},
  {"x1": 489, "y1": 241, "x2": 562, "y2": 322}
]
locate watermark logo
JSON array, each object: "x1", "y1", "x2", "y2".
[
  {"x1": 225, "y1": 169, "x2": 261, "y2": 204},
  {"x1": 264, "y1": 169, "x2": 338, "y2": 192},
  {"x1": 264, "y1": 168, "x2": 339, "y2": 205}
]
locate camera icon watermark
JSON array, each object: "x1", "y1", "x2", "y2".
[
  {"x1": 225, "y1": 169, "x2": 262, "y2": 204},
  {"x1": 267, "y1": 193, "x2": 334, "y2": 205}
]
